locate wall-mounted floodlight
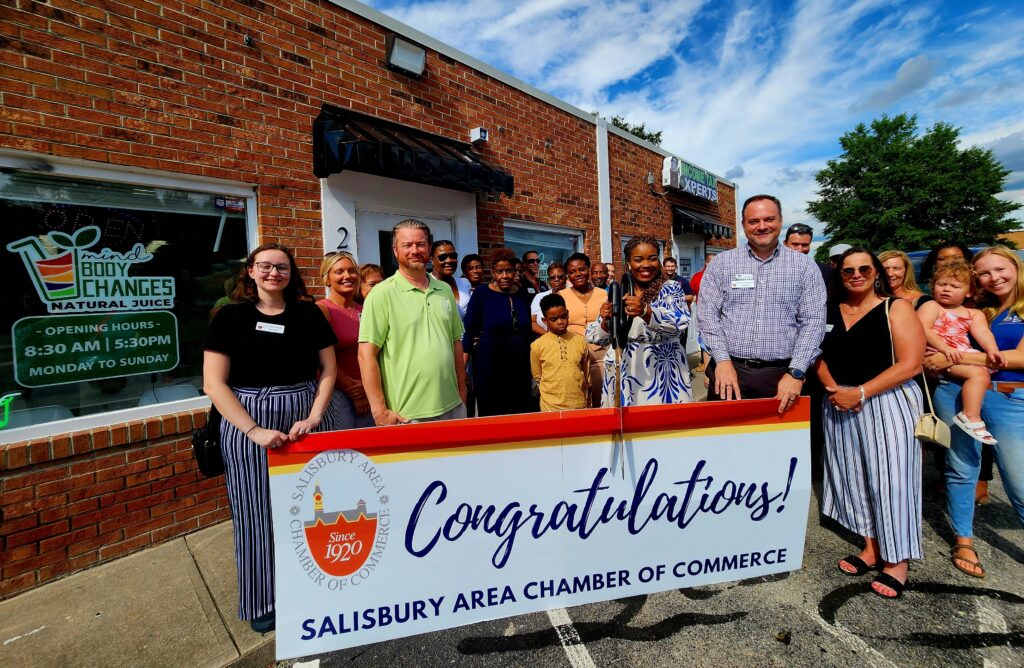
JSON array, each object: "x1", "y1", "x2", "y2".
[{"x1": 386, "y1": 33, "x2": 426, "y2": 78}]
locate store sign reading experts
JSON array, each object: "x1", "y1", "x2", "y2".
[
  {"x1": 662, "y1": 156, "x2": 719, "y2": 203},
  {"x1": 8, "y1": 226, "x2": 179, "y2": 387}
]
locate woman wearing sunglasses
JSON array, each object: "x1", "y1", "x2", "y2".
[
  {"x1": 431, "y1": 240, "x2": 472, "y2": 320},
  {"x1": 461, "y1": 247, "x2": 535, "y2": 417},
  {"x1": 203, "y1": 244, "x2": 337, "y2": 632},
  {"x1": 816, "y1": 247, "x2": 925, "y2": 599}
]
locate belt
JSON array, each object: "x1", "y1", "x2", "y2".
[
  {"x1": 730, "y1": 357, "x2": 791, "y2": 369},
  {"x1": 991, "y1": 381, "x2": 1024, "y2": 395}
]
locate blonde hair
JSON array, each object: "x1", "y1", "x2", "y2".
[
  {"x1": 930, "y1": 260, "x2": 974, "y2": 288},
  {"x1": 878, "y1": 250, "x2": 922, "y2": 294},
  {"x1": 972, "y1": 245, "x2": 1024, "y2": 322},
  {"x1": 320, "y1": 251, "x2": 359, "y2": 285}
]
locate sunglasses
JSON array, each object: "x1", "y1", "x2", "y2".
[
  {"x1": 525, "y1": 258, "x2": 540, "y2": 264},
  {"x1": 436, "y1": 252, "x2": 458, "y2": 262},
  {"x1": 840, "y1": 265, "x2": 874, "y2": 277},
  {"x1": 787, "y1": 224, "x2": 813, "y2": 235},
  {"x1": 548, "y1": 273, "x2": 567, "y2": 281}
]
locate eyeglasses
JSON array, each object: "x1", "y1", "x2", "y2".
[
  {"x1": 254, "y1": 262, "x2": 291, "y2": 274},
  {"x1": 787, "y1": 224, "x2": 813, "y2": 235},
  {"x1": 840, "y1": 265, "x2": 874, "y2": 277},
  {"x1": 548, "y1": 274, "x2": 567, "y2": 282},
  {"x1": 493, "y1": 268, "x2": 516, "y2": 276},
  {"x1": 525, "y1": 258, "x2": 540, "y2": 264},
  {"x1": 436, "y1": 252, "x2": 458, "y2": 263}
]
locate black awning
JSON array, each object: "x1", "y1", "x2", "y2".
[
  {"x1": 672, "y1": 207, "x2": 733, "y2": 239},
  {"x1": 313, "y1": 104, "x2": 514, "y2": 196}
]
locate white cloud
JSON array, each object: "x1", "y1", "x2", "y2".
[{"x1": 371, "y1": 0, "x2": 1024, "y2": 239}]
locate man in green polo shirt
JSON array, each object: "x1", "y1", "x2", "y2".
[{"x1": 358, "y1": 219, "x2": 467, "y2": 424}]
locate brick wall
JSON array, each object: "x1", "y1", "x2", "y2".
[
  {"x1": 0, "y1": 0, "x2": 734, "y2": 596},
  {"x1": 1, "y1": 410, "x2": 230, "y2": 600}
]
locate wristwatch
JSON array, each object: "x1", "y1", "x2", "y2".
[{"x1": 786, "y1": 367, "x2": 806, "y2": 381}]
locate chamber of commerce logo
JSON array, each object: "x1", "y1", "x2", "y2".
[
  {"x1": 288, "y1": 452, "x2": 391, "y2": 589},
  {"x1": 304, "y1": 481, "x2": 379, "y2": 577},
  {"x1": 7, "y1": 226, "x2": 175, "y2": 313}
]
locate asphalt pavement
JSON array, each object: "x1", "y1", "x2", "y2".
[{"x1": 2, "y1": 367, "x2": 1022, "y2": 668}]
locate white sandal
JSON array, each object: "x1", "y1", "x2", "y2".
[{"x1": 953, "y1": 412, "x2": 998, "y2": 445}]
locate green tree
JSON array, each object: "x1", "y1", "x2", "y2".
[
  {"x1": 809, "y1": 113, "x2": 1021, "y2": 261},
  {"x1": 610, "y1": 115, "x2": 663, "y2": 146}
]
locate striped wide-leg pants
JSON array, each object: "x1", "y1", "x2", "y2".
[
  {"x1": 821, "y1": 381, "x2": 923, "y2": 563},
  {"x1": 220, "y1": 382, "x2": 336, "y2": 620}
]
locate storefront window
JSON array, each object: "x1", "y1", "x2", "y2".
[
  {"x1": 1, "y1": 171, "x2": 250, "y2": 433},
  {"x1": 504, "y1": 222, "x2": 582, "y2": 281}
]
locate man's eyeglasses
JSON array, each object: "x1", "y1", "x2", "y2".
[
  {"x1": 840, "y1": 265, "x2": 874, "y2": 277},
  {"x1": 524, "y1": 258, "x2": 540, "y2": 264},
  {"x1": 253, "y1": 262, "x2": 291, "y2": 274},
  {"x1": 786, "y1": 224, "x2": 813, "y2": 235},
  {"x1": 436, "y1": 252, "x2": 458, "y2": 263}
]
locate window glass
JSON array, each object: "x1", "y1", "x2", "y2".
[
  {"x1": 0, "y1": 171, "x2": 249, "y2": 431},
  {"x1": 504, "y1": 223, "x2": 581, "y2": 281}
]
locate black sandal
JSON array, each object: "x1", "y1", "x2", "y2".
[
  {"x1": 838, "y1": 555, "x2": 879, "y2": 576},
  {"x1": 871, "y1": 572, "x2": 906, "y2": 599}
]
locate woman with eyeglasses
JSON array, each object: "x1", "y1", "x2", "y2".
[
  {"x1": 203, "y1": 243, "x2": 337, "y2": 632},
  {"x1": 430, "y1": 240, "x2": 472, "y2": 320},
  {"x1": 530, "y1": 262, "x2": 568, "y2": 336},
  {"x1": 559, "y1": 252, "x2": 607, "y2": 408},
  {"x1": 816, "y1": 247, "x2": 925, "y2": 600},
  {"x1": 461, "y1": 247, "x2": 535, "y2": 417},
  {"x1": 317, "y1": 252, "x2": 373, "y2": 429},
  {"x1": 589, "y1": 235, "x2": 692, "y2": 406}
]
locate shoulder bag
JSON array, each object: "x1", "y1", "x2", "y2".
[
  {"x1": 885, "y1": 299, "x2": 951, "y2": 448},
  {"x1": 191, "y1": 404, "x2": 225, "y2": 477}
]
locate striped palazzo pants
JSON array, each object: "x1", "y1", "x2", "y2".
[
  {"x1": 220, "y1": 382, "x2": 336, "y2": 620},
  {"x1": 821, "y1": 381, "x2": 923, "y2": 563}
]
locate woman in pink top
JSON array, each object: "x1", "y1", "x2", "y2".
[{"x1": 318, "y1": 252, "x2": 374, "y2": 428}]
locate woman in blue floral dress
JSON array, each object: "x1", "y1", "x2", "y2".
[{"x1": 587, "y1": 235, "x2": 692, "y2": 406}]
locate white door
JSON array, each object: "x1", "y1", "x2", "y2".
[{"x1": 355, "y1": 210, "x2": 455, "y2": 275}]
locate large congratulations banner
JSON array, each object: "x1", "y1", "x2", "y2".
[{"x1": 268, "y1": 398, "x2": 811, "y2": 660}]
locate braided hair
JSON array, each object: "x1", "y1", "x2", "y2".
[{"x1": 623, "y1": 234, "x2": 664, "y2": 306}]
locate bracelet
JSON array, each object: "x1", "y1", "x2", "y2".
[
  {"x1": 244, "y1": 424, "x2": 259, "y2": 436},
  {"x1": 641, "y1": 304, "x2": 649, "y2": 318},
  {"x1": 858, "y1": 386, "x2": 866, "y2": 405}
]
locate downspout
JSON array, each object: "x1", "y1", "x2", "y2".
[{"x1": 595, "y1": 117, "x2": 613, "y2": 263}]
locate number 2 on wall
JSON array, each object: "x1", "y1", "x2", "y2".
[{"x1": 336, "y1": 226, "x2": 350, "y2": 251}]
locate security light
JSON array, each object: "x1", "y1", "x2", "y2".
[{"x1": 386, "y1": 34, "x2": 426, "y2": 78}]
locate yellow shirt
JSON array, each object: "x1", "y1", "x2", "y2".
[{"x1": 530, "y1": 331, "x2": 589, "y2": 411}]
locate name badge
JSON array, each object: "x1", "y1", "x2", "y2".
[
  {"x1": 731, "y1": 273, "x2": 755, "y2": 289},
  {"x1": 826, "y1": 324, "x2": 834, "y2": 333},
  {"x1": 256, "y1": 322, "x2": 285, "y2": 334}
]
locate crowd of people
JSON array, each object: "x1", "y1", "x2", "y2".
[{"x1": 203, "y1": 196, "x2": 1024, "y2": 630}]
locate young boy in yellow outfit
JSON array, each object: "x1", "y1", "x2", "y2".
[{"x1": 530, "y1": 294, "x2": 589, "y2": 411}]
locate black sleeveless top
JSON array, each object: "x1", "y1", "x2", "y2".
[{"x1": 820, "y1": 297, "x2": 896, "y2": 386}]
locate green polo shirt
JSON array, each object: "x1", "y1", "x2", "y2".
[{"x1": 358, "y1": 272, "x2": 465, "y2": 420}]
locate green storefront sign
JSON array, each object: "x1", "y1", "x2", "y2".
[{"x1": 12, "y1": 312, "x2": 179, "y2": 387}]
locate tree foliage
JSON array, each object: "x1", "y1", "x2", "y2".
[
  {"x1": 610, "y1": 115, "x2": 663, "y2": 146},
  {"x1": 808, "y1": 113, "x2": 1021, "y2": 261}
]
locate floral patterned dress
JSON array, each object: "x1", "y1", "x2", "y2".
[{"x1": 586, "y1": 280, "x2": 692, "y2": 407}]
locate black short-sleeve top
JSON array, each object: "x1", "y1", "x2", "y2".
[
  {"x1": 820, "y1": 298, "x2": 896, "y2": 387},
  {"x1": 204, "y1": 301, "x2": 337, "y2": 387}
]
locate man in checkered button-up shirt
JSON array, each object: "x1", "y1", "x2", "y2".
[{"x1": 697, "y1": 194, "x2": 826, "y2": 413}]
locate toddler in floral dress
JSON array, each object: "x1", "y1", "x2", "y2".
[{"x1": 917, "y1": 262, "x2": 1005, "y2": 444}]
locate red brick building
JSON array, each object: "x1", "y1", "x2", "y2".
[{"x1": 0, "y1": 0, "x2": 735, "y2": 598}]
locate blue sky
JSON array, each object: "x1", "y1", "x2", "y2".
[{"x1": 368, "y1": 0, "x2": 1024, "y2": 241}]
